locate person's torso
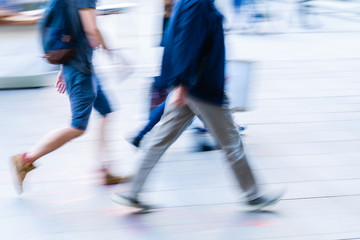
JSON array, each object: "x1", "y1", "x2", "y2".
[
  {"x1": 168, "y1": 0, "x2": 226, "y2": 105},
  {"x1": 65, "y1": 0, "x2": 96, "y2": 74}
]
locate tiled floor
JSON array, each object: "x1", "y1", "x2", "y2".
[{"x1": 1, "y1": 1, "x2": 360, "y2": 239}]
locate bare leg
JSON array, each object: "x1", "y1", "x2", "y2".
[
  {"x1": 98, "y1": 116, "x2": 110, "y2": 170},
  {"x1": 26, "y1": 126, "x2": 84, "y2": 162},
  {"x1": 97, "y1": 115, "x2": 131, "y2": 184}
]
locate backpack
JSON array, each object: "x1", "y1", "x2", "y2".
[{"x1": 40, "y1": 0, "x2": 74, "y2": 65}]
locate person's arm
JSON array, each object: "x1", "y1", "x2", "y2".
[
  {"x1": 55, "y1": 69, "x2": 66, "y2": 94},
  {"x1": 164, "y1": 0, "x2": 173, "y2": 18},
  {"x1": 78, "y1": 8, "x2": 109, "y2": 50}
]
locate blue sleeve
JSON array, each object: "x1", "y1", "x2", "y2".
[
  {"x1": 168, "y1": 0, "x2": 208, "y2": 86},
  {"x1": 75, "y1": 0, "x2": 96, "y2": 9}
]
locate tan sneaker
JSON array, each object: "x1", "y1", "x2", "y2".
[
  {"x1": 104, "y1": 172, "x2": 132, "y2": 185},
  {"x1": 11, "y1": 154, "x2": 36, "y2": 194}
]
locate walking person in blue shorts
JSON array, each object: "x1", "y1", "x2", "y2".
[{"x1": 11, "y1": 0, "x2": 129, "y2": 193}]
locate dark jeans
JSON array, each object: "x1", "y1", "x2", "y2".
[{"x1": 136, "y1": 101, "x2": 166, "y2": 140}]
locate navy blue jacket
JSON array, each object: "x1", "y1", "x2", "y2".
[{"x1": 157, "y1": 0, "x2": 225, "y2": 105}]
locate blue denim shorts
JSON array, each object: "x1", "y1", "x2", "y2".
[{"x1": 62, "y1": 65, "x2": 112, "y2": 130}]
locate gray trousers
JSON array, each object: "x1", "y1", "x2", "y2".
[{"x1": 129, "y1": 91, "x2": 259, "y2": 201}]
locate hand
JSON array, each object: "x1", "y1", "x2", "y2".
[
  {"x1": 172, "y1": 86, "x2": 188, "y2": 107},
  {"x1": 55, "y1": 70, "x2": 66, "y2": 94},
  {"x1": 89, "y1": 38, "x2": 101, "y2": 49}
]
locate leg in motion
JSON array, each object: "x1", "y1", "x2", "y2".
[
  {"x1": 93, "y1": 75, "x2": 131, "y2": 185},
  {"x1": 112, "y1": 92, "x2": 195, "y2": 209},
  {"x1": 187, "y1": 96, "x2": 283, "y2": 211}
]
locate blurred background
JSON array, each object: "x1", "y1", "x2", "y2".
[{"x1": 1, "y1": 0, "x2": 360, "y2": 239}]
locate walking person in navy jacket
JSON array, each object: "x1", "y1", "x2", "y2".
[{"x1": 112, "y1": 0, "x2": 283, "y2": 211}]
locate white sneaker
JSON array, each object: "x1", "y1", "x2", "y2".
[
  {"x1": 111, "y1": 194, "x2": 153, "y2": 212},
  {"x1": 245, "y1": 190, "x2": 285, "y2": 211}
]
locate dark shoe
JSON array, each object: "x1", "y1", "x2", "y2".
[
  {"x1": 11, "y1": 154, "x2": 36, "y2": 194},
  {"x1": 199, "y1": 144, "x2": 220, "y2": 152},
  {"x1": 104, "y1": 172, "x2": 132, "y2": 185},
  {"x1": 126, "y1": 135, "x2": 142, "y2": 148},
  {"x1": 238, "y1": 125, "x2": 246, "y2": 132},
  {"x1": 111, "y1": 194, "x2": 152, "y2": 211},
  {"x1": 193, "y1": 127, "x2": 208, "y2": 133},
  {"x1": 194, "y1": 126, "x2": 245, "y2": 133},
  {"x1": 245, "y1": 191, "x2": 284, "y2": 211},
  {"x1": 131, "y1": 136, "x2": 142, "y2": 148}
]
